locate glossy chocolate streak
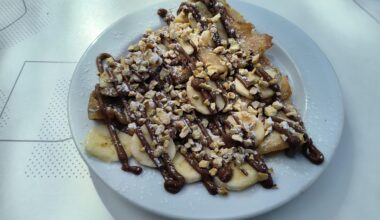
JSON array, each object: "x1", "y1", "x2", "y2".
[
  {"x1": 157, "y1": 8, "x2": 174, "y2": 24},
  {"x1": 235, "y1": 74, "x2": 266, "y2": 102},
  {"x1": 181, "y1": 152, "x2": 218, "y2": 195},
  {"x1": 214, "y1": 119, "x2": 234, "y2": 147},
  {"x1": 135, "y1": 129, "x2": 184, "y2": 194},
  {"x1": 231, "y1": 114, "x2": 256, "y2": 149},
  {"x1": 143, "y1": 120, "x2": 186, "y2": 190},
  {"x1": 212, "y1": 27, "x2": 222, "y2": 46},
  {"x1": 177, "y1": 2, "x2": 222, "y2": 46},
  {"x1": 206, "y1": 0, "x2": 237, "y2": 38},
  {"x1": 271, "y1": 116, "x2": 305, "y2": 133},
  {"x1": 96, "y1": 53, "x2": 112, "y2": 73},
  {"x1": 272, "y1": 117, "x2": 324, "y2": 164},
  {"x1": 178, "y1": 3, "x2": 207, "y2": 29},
  {"x1": 229, "y1": 113, "x2": 273, "y2": 187},
  {"x1": 303, "y1": 139, "x2": 324, "y2": 165},
  {"x1": 246, "y1": 156, "x2": 274, "y2": 188},
  {"x1": 95, "y1": 85, "x2": 142, "y2": 175},
  {"x1": 194, "y1": 119, "x2": 214, "y2": 147},
  {"x1": 215, "y1": 81, "x2": 229, "y2": 103},
  {"x1": 195, "y1": 119, "x2": 233, "y2": 182},
  {"x1": 181, "y1": 118, "x2": 221, "y2": 193},
  {"x1": 282, "y1": 107, "x2": 304, "y2": 127},
  {"x1": 272, "y1": 122, "x2": 303, "y2": 157},
  {"x1": 256, "y1": 68, "x2": 280, "y2": 93},
  {"x1": 185, "y1": 117, "x2": 232, "y2": 184},
  {"x1": 236, "y1": 74, "x2": 251, "y2": 88},
  {"x1": 191, "y1": 78, "x2": 216, "y2": 114},
  {"x1": 161, "y1": 153, "x2": 186, "y2": 184},
  {"x1": 217, "y1": 162, "x2": 233, "y2": 182},
  {"x1": 99, "y1": 54, "x2": 185, "y2": 193}
]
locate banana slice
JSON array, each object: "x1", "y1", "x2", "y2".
[
  {"x1": 226, "y1": 111, "x2": 265, "y2": 144},
  {"x1": 235, "y1": 78, "x2": 252, "y2": 99},
  {"x1": 258, "y1": 131, "x2": 289, "y2": 154},
  {"x1": 215, "y1": 163, "x2": 266, "y2": 191},
  {"x1": 187, "y1": 76, "x2": 225, "y2": 115},
  {"x1": 85, "y1": 125, "x2": 132, "y2": 162},
  {"x1": 198, "y1": 48, "x2": 228, "y2": 76},
  {"x1": 192, "y1": 1, "x2": 228, "y2": 41},
  {"x1": 173, "y1": 153, "x2": 201, "y2": 183},
  {"x1": 234, "y1": 71, "x2": 260, "y2": 99},
  {"x1": 260, "y1": 87, "x2": 274, "y2": 99},
  {"x1": 130, "y1": 125, "x2": 176, "y2": 167},
  {"x1": 178, "y1": 38, "x2": 194, "y2": 55}
]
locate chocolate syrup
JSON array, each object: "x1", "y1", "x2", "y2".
[
  {"x1": 88, "y1": 3, "x2": 325, "y2": 196},
  {"x1": 95, "y1": 85, "x2": 142, "y2": 175},
  {"x1": 182, "y1": 152, "x2": 218, "y2": 195}
]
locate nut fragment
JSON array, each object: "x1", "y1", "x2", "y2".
[
  {"x1": 179, "y1": 124, "x2": 191, "y2": 138},
  {"x1": 191, "y1": 143, "x2": 203, "y2": 152},
  {"x1": 272, "y1": 101, "x2": 283, "y2": 110},
  {"x1": 213, "y1": 46, "x2": 225, "y2": 54},
  {"x1": 213, "y1": 157, "x2": 223, "y2": 168},
  {"x1": 209, "y1": 168, "x2": 218, "y2": 176},
  {"x1": 198, "y1": 160, "x2": 210, "y2": 168},
  {"x1": 264, "y1": 106, "x2": 277, "y2": 117},
  {"x1": 231, "y1": 134, "x2": 243, "y2": 142},
  {"x1": 227, "y1": 92, "x2": 236, "y2": 99},
  {"x1": 156, "y1": 108, "x2": 171, "y2": 125}
]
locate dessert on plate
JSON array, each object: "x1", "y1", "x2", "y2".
[{"x1": 85, "y1": 0, "x2": 324, "y2": 195}]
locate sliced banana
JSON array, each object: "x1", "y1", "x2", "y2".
[
  {"x1": 178, "y1": 38, "x2": 194, "y2": 55},
  {"x1": 258, "y1": 131, "x2": 289, "y2": 154},
  {"x1": 192, "y1": 1, "x2": 228, "y2": 41},
  {"x1": 226, "y1": 111, "x2": 265, "y2": 144},
  {"x1": 130, "y1": 125, "x2": 176, "y2": 167},
  {"x1": 198, "y1": 48, "x2": 227, "y2": 76},
  {"x1": 187, "y1": 76, "x2": 225, "y2": 115},
  {"x1": 85, "y1": 125, "x2": 132, "y2": 162},
  {"x1": 215, "y1": 163, "x2": 265, "y2": 191},
  {"x1": 234, "y1": 71, "x2": 260, "y2": 99},
  {"x1": 235, "y1": 78, "x2": 252, "y2": 99},
  {"x1": 173, "y1": 153, "x2": 201, "y2": 183},
  {"x1": 260, "y1": 87, "x2": 274, "y2": 99}
]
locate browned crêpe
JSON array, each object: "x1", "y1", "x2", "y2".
[{"x1": 86, "y1": 0, "x2": 324, "y2": 195}]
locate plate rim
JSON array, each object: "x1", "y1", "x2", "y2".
[{"x1": 68, "y1": 1, "x2": 344, "y2": 219}]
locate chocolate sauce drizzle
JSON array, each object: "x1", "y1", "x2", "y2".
[
  {"x1": 95, "y1": 85, "x2": 142, "y2": 175},
  {"x1": 88, "y1": 1, "x2": 324, "y2": 196},
  {"x1": 96, "y1": 54, "x2": 185, "y2": 193},
  {"x1": 201, "y1": 0, "x2": 237, "y2": 38}
]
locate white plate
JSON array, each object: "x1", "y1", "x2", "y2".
[{"x1": 68, "y1": 1, "x2": 344, "y2": 219}]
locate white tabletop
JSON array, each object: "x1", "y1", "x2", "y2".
[{"x1": 0, "y1": 0, "x2": 379, "y2": 219}]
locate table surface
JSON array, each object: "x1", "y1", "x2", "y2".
[{"x1": 0, "y1": 0, "x2": 379, "y2": 219}]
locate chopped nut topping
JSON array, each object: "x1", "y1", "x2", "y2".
[
  {"x1": 213, "y1": 46, "x2": 225, "y2": 54},
  {"x1": 87, "y1": 3, "x2": 324, "y2": 196},
  {"x1": 198, "y1": 160, "x2": 210, "y2": 168},
  {"x1": 227, "y1": 92, "x2": 236, "y2": 99},
  {"x1": 201, "y1": 118, "x2": 209, "y2": 127},
  {"x1": 281, "y1": 134, "x2": 288, "y2": 141},
  {"x1": 191, "y1": 143, "x2": 203, "y2": 152},
  {"x1": 213, "y1": 157, "x2": 223, "y2": 168},
  {"x1": 181, "y1": 104, "x2": 194, "y2": 113},
  {"x1": 264, "y1": 105, "x2": 277, "y2": 117},
  {"x1": 231, "y1": 134, "x2": 243, "y2": 142},
  {"x1": 249, "y1": 87, "x2": 258, "y2": 95},
  {"x1": 179, "y1": 124, "x2": 191, "y2": 138},
  {"x1": 156, "y1": 108, "x2": 171, "y2": 125},
  {"x1": 209, "y1": 168, "x2": 218, "y2": 176}
]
